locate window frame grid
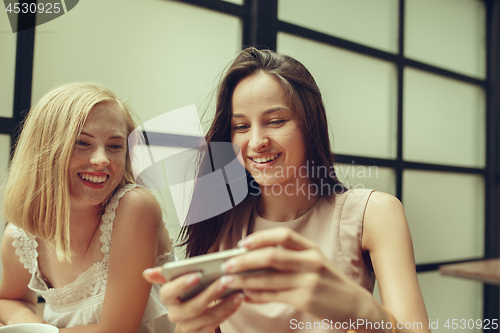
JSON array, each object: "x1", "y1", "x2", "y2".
[{"x1": 4, "y1": 0, "x2": 499, "y2": 325}]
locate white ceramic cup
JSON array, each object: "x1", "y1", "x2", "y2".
[{"x1": 0, "y1": 323, "x2": 59, "y2": 332}]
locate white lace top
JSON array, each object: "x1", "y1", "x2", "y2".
[{"x1": 11, "y1": 184, "x2": 176, "y2": 332}]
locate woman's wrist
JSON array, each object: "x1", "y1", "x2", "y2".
[{"x1": 351, "y1": 293, "x2": 393, "y2": 333}]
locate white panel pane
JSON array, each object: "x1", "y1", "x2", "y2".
[
  {"x1": 336, "y1": 164, "x2": 396, "y2": 196},
  {"x1": 278, "y1": 0, "x2": 399, "y2": 53},
  {"x1": 405, "y1": 0, "x2": 486, "y2": 79},
  {"x1": 373, "y1": 281, "x2": 381, "y2": 303},
  {"x1": 0, "y1": 134, "x2": 11, "y2": 279},
  {"x1": 418, "y1": 272, "x2": 482, "y2": 333},
  {"x1": 278, "y1": 33, "x2": 398, "y2": 159},
  {"x1": 403, "y1": 170, "x2": 484, "y2": 264},
  {"x1": 150, "y1": 188, "x2": 182, "y2": 241},
  {"x1": 32, "y1": 0, "x2": 241, "y2": 125},
  {"x1": 221, "y1": 0, "x2": 243, "y2": 4},
  {"x1": 403, "y1": 68, "x2": 485, "y2": 168},
  {"x1": 0, "y1": 12, "x2": 16, "y2": 118}
]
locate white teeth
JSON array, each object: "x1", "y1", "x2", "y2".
[
  {"x1": 80, "y1": 173, "x2": 107, "y2": 184},
  {"x1": 252, "y1": 154, "x2": 279, "y2": 163}
]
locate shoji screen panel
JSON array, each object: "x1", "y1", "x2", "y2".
[
  {"x1": 418, "y1": 272, "x2": 483, "y2": 333},
  {"x1": 405, "y1": 0, "x2": 486, "y2": 79},
  {"x1": 403, "y1": 68, "x2": 485, "y2": 168},
  {"x1": 403, "y1": 170, "x2": 484, "y2": 264},
  {"x1": 336, "y1": 164, "x2": 396, "y2": 196},
  {"x1": 278, "y1": 0, "x2": 399, "y2": 53}
]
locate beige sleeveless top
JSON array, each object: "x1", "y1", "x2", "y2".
[{"x1": 216, "y1": 188, "x2": 376, "y2": 333}]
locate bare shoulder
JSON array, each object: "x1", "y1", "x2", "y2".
[
  {"x1": 366, "y1": 191, "x2": 403, "y2": 213},
  {"x1": 0, "y1": 224, "x2": 25, "y2": 260},
  {"x1": 365, "y1": 191, "x2": 406, "y2": 225},
  {"x1": 1, "y1": 223, "x2": 23, "y2": 268},
  {"x1": 2, "y1": 223, "x2": 14, "y2": 238},
  {"x1": 0, "y1": 224, "x2": 36, "y2": 303},
  {"x1": 362, "y1": 191, "x2": 411, "y2": 251},
  {"x1": 1, "y1": 224, "x2": 16, "y2": 256},
  {"x1": 114, "y1": 186, "x2": 163, "y2": 229},
  {"x1": 119, "y1": 186, "x2": 160, "y2": 207}
]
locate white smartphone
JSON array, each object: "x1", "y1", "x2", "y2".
[{"x1": 162, "y1": 247, "x2": 249, "y2": 301}]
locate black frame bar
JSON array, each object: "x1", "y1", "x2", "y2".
[{"x1": 483, "y1": 0, "x2": 500, "y2": 323}]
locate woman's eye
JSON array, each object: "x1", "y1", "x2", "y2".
[
  {"x1": 269, "y1": 119, "x2": 286, "y2": 126},
  {"x1": 76, "y1": 140, "x2": 90, "y2": 147},
  {"x1": 109, "y1": 144, "x2": 123, "y2": 149},
  {"x1": 233, "y1": 125, "x2": 249, "y2": 131}
]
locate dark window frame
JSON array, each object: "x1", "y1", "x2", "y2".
[{"x1": 3, "y1": 0, "x2": 499, "y2": 326}]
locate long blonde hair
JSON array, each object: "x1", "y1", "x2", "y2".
[{"x1": 3, "y1": 83, "x2": 137, "y2": 261}]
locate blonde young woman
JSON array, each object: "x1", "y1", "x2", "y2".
[
  {"x1": 144, "y1": 48, "x2": 430, "y2": 333},
  {"x1": 0, "y1": 83, "x2": 174, "y2": 332}
]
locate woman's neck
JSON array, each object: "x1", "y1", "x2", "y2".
[
  {"x1": 69, "y1": 202, "x2": 104, "y2": 256},
  {"x1": 257, "y1": 177, "x2": 320, "y2": 222}
]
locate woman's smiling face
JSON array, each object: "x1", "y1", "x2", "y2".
[
  {"x1": 230, "y1": 73, "x2": 308, "y2": 190},
  {"x1": 68, "y1": 101, "x2": 128, "y2": 208}
]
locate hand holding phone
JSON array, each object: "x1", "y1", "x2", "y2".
[{"x1": 162, "y1": 247, "x2": 248, "y2": 301}]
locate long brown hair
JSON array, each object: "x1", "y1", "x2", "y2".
[{"x1": 180, "y1": 47, "x2": 345, "y2": 257}]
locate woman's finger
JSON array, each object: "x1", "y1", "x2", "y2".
[
  {"x1": 220, "y1": 270, "x2": 301, "y2": 291},
  {"x1": 223, "y1": 247, "x2": 325, "y2": 274},
  {"x1": 142, "y1": 267, "x2": 167, "y2": 284},
  {"x1": 166, "y1": 275, "x2": 239, "y2": 322},
  {"x1": 175, "y1": 293, "x2": 244, "y2": 332},
  {"x1": 157, "y1": 271, "x2": 204, "y2": 306},
  {"x1": 243, "y1": 288, "x2": 311, "y2": 308},
  {"x1": 239, "y1": 227, "x2": 317, "y2": 251}
]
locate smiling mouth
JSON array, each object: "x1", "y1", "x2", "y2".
[
  {"x1": 79, "y1": 173, "x2": 108, "y2": 184},
  {"x1": 250, "y1": 153, "x2": 280, "y2": 164}
]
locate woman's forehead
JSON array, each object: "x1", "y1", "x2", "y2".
[
  {"x1": 231, "y1": 74, "x2": 291, "y2": 115},
  {"x1": 81, "y1": 102, "x2": 127, "y2": 138}
]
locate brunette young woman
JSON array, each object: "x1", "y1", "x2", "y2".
[{"x1": 144, "y1": 47, "x2": 430, "y2": 333}]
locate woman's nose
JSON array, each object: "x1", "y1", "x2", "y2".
[
  {"x1": 90, "y1": 147, "x2": 110, "y2": 168},
  {"x1": 248, "y1": 129, "x2": 270, "y2": 151}
]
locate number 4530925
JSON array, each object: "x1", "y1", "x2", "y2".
[
  {"x1": 444, "y1": 319, "x2": 498, "y2": 330},
  {"x1": 5, "y1": 2, "x2": 61, "y2": 14}
]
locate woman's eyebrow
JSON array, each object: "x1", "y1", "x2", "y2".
[
  {"x1": 80, "y1": 132, "x2": 94, "y2": 138},
  {"x1": 232, "y1": 106, "x2": 291, "y2": 118},
  {"x1": 79, "y1": 131, "x2": 125, "y2": 140}
]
